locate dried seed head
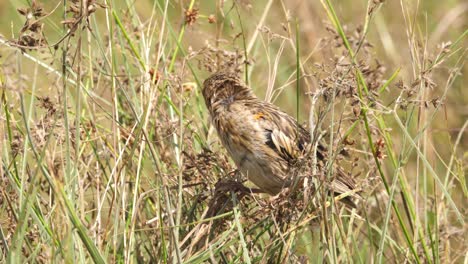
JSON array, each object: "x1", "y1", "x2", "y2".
[
  {"x1": 185, "y1": 8, "x2": 199, "y2": 26},
  {"x1": 208, "y1": 14, "x2": 216, "y2": 24}
]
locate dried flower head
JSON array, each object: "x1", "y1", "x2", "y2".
[{"x1": 185, "y1": 8, "x2": 199, "y2": 26}]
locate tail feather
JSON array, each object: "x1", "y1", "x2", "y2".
[{"x1": 331, "y1": 168, "x2": 361, "y2": 207}]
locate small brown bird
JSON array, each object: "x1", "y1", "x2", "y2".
[{"x1": 203, "y1": 71, "x2": 358, "y2": 203}]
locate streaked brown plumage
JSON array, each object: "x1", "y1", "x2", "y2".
[{"x1": 203, "y1": 71, "x2": 358, "y2": 203}]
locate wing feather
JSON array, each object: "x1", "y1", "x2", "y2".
[{"x1": 251, "y1": 104, "x2": 309, "y2": 162}]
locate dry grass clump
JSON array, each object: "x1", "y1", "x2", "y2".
[{"x1": 0, "y1": 0, "x2": 466, "y2": 263}]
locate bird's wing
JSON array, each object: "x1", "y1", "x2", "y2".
[
  {"x1": 250, "y1": 103, "x2": 310, "y2": 162},
  {"x1": 249, "y1": 101, "x2": 359, "y2": 202}
]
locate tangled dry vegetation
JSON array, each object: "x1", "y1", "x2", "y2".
[{"x1": 0, "y1": 0, "x2": 466, "y2": 263}]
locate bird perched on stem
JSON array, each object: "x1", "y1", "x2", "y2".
[{"x1": 202, "y1": 71, "x2": 359, "y2": 205}]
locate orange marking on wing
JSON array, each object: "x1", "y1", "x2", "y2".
[{"x1": 254, "y1": 113, "x2": 265, "y2": 120}]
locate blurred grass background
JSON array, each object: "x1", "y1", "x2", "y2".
[{"x1": 0, "y1": 0, "x2": 466, "y2": 263}]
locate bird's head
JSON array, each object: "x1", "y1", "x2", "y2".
[{"x1": 202, "y1": 71, "x2": 256, "y2": 112}]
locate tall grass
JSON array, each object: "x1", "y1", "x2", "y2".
[{"x1": 0, "y1": 0, "x2": 466, "y2": 263}]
